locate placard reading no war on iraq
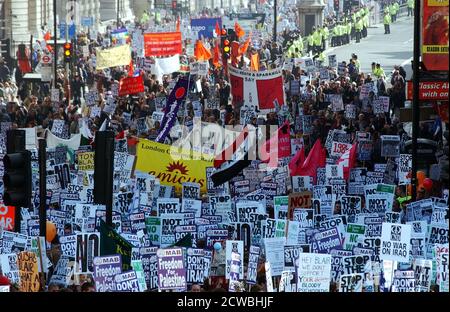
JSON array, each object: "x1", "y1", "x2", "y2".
[{"x1": 380, "y1": 223, "x2": 412, "y2": 262}]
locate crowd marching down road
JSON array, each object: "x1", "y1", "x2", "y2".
[{"x1": 0, "y1": 0, "x2": 448, "y2": 294}]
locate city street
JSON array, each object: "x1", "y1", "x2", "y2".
[{"x1": 325, "y1": 15, "x2": 414, "y2": 78}]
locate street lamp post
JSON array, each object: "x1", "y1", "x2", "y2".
[
  {"x1": 53, "y1": 0, "x2": 57, "y2": 88},
  {"x1": 411, "y1": 0, "x2": 420, "y2": 201},
  {"x1": 273, "y1": 0, "x2": 277, "y2": 42}
]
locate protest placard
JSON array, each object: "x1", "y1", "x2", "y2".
[
  {"x1": 381, "y1": 135, "x2": 401, "y2": 158},
  {"x1": 310, "y1": 227, "x2": 343, "y2": 254},
  {"x1": 157, "y1": 248, "x2": 186, "y2": 291},
  {"x1": 229, "y1": 252, "x2": 242, "y2": 292},
  {"x1": 246, "y1": 246, "x2": 260, "y2": 285},
  {"x1": 18, "y1": 251, "x2": 40, "y2": 292},
  {"x1": 357, "y1": 139, "x2": 372, "y2": 161},
  {"x1": 157, "y1": 198, "x2": 181, "y2": 216},
  {"x1": 93, "y1": 255, "x2": 122, "y2": 292},
  {"x1": 293, "y1": 209, "x2": 314, "y2": 229},
  {"x1": 428, "y1": 225, "x2": 449, "y2": 245},
  {"x1": 60, "y1": 235, "x2": 77, "y2": 258},
  {"x1": 343, "y1": 224, "x2": 366, "y2": 251},
  {"x1": 160, "y1": 213, "x2": 184, "y2": 247},
  {"x1": 182, "y1": 182, "x2": 201, "y2": 200},
  {"x1": 438, "y1": 251, "x2": 449, "y2": 292},
  {"x1": 226, "y1": 240, "x2": 244, "y2": 279},
  {"x1": 113, "y1": 270, "x2": 140, "y2": 292},
  {"x1": 264, "y1": 237, "x2": 286, "y2": 277},
  {"x1": 328, "y1": 55, "x2": 337, "y2": 67},
  {"x1": 413, "y1": 259, "x2": 432, "y2": 292},
  {"x1": 75, "y1": 232, "x2": 100, "y2": 273},
  {"x1": 339, "y1": 273, "x2": 364, "y2": 292},
  {"x1": 380, "y1": 223, "x2": 411, "y2": 262},
  {"x1": 185, "y1": 248, "x2": 204, "y2": 284},
  {"x1": 0, "y1": 253, "x2": 20, "y2": 285},
  {"x1": 297, "y1": 253, "x2": 331, "y2": 292},
  {"x1": 288, "y1": 191, "x2": 312, "y2": 219},
  {"x1": 330, "y1": 249, "x2": 353, "y2": 283},
  {"x1": 284, "y1": 244, "x2": 309, "y2": 272},
  {"x1": 392, "y1": 270, "x2": 416, "y2": 292},
  {"x1": 236, "y1": 202, "x2": 265, "y2": 223},
  {"x1": 292, "y1": 176, "x2": 313, "y2": 192},
  {"x1": 206, "y1": 229, "x2": 228, "y2": 248}
]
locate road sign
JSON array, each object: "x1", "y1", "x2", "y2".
[{"x1": 41, "y1": 54, "x2": 52, "y2": 66}]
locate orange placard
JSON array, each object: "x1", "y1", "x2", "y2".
[
  {"x1": 0, "y1": 205, "x2": 15, "y2": 231},
  {"x1": 144, "y1": 32, "x2": 182, "y2": 57}
]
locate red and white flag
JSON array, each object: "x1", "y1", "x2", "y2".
[
  {"x1": 229, "y1": 65, "x2": 285, "y2": 111},
  {"x1": 336, "y1": 143, "x2": 357, "y2": 180}
]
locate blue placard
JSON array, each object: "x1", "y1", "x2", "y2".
[{"x1": 190, "y1": 17, "x2": 222, "y2": 39}]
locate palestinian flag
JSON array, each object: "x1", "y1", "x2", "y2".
[{"x1": 211, "y1": 126, "x2": 255, "y2": 186}]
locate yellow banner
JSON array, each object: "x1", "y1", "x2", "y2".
[
  {"x1": 422, "y1": 45, "x2": 449, "y2": 54},
  {"x1": 428, "y1": 0, "x2": 448, "y2": 6},
  {"x1": 96, "y1": 44, "x2": 131, "y2": 70},
  {"x1": 135, "y1": 139, "x2": 214, "y2": 194},
  {"x1": 77, "y1": 152, "x2": 95, "y2": 171}
]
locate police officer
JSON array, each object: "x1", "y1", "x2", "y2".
[
  {"x1": 389, "y1": 2, "x2": 397, "y2": 23},
  {"x1": 355, "y1": 18, "x2": 363, "y2": 43},
  {"x1": 384, "y1": 11, "x2": 391, "y2": 34},
  {"x1": 312, "y1": 26, "x2": 323, "y2": 54},
  {"x1": 362, "y1": 12, "x2": 369, "y2": 38},
  {"x1": 407, "y1": 0, "x2": 414, "y2": 17},
  {"x1": 346, "y1": 20, "x2": 352, "y2": 45}
]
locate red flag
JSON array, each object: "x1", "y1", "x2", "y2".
[
  {"x1": 213, "y1": 42, "x2": 221, "y2": 68},
  {"x1": 215, "y1": 20, "x2": 221, "y2": 37},
  {"x1": 194, "y1": 40, "x2": 212, "y2": 61},
  {"x1": 260, "y1": 121, "x2": 291, "y2": 168},
  {"x1": 238, "y1": 33, "x2": 252, "y2": 55},
  {"x1": 336, "y1": 143, "x2": 357, "y2": 180},
  {"x1": 44, "y1": 31, "x2": 51, "y2": 41},
  {"x1": 289, "y1": 146, "x2": 305, "y2": 176},
  {"x1": 295, "y1": 139, "x2": 326, "y2": 184},
  {"x1": 230, "y1": 41, "x2": 240, "y2": 67},
  {"x1": 234, "y1": 22, "x2": 245, "y2": 38}
]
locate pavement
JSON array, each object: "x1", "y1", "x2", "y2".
[{"x1": 323, "y1": 14, "x2": 414, "y2": 79}]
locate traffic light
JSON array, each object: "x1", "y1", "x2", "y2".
[
  {"x1": 3, "y1": 151, "x2": 32, "y2": 208},
  {"x1": 172, "y1": 0, "x2": 177, "y2": 9},
  {"x1": 221, "y1": 29, "x2": 230, "y2": 59},
  {"x1": 63, "y1": 42, "x2": 72, "y2": 63}
]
